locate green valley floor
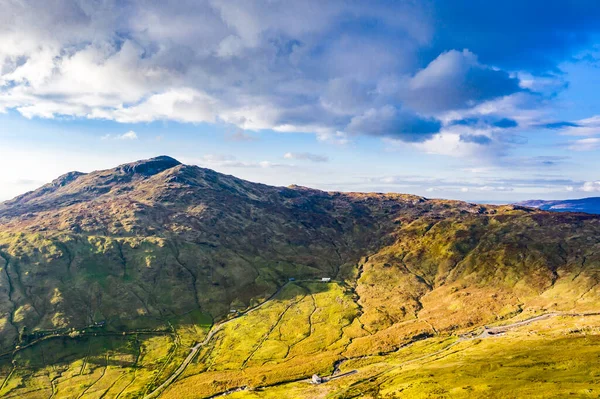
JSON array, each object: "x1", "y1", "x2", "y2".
[{"x1": 2, "y1": 280, "x2": 600, "y2": 399}]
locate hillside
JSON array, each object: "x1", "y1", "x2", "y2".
[
  {"x1": 518, "y1": 197, "x2": 600, "y2": 214},
  {"x1": 1, "y1": 156, "x2": 600, "y2": 398}
]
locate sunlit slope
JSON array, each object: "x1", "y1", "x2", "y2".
[
  {"x1": 225, "y1": 314, "x2": 600, "y2": 398},
  {"x1": 0, "y1": 310, "x2": 211, "y2": 399},
  {"x1": 357, "y1": 211, "x2": 600, "y2": 341}
]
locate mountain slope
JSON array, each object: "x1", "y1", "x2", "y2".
[
  {"x1": 1, "y1": 157, "x2": 600, "y2": 398},
  {"x1": 0, "y1": 156, "x2": 429, "y2": 349}
]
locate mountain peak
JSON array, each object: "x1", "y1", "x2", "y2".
[
  {"x1": 116, "y1": 155, "x2": 182, "y2": 176},
  {"x1": 51, "y1": 171, "x2": 86, "y2": 187}
]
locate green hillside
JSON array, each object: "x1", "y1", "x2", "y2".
[{"x1": 1, "y1": 156, "x2": 599, "y2": 398}]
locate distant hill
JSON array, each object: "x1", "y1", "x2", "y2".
[{"x1": 517, "y1": 197, "x2": 600, "y2": 214}]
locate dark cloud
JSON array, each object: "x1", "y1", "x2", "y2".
[
  {"x1": 347, "y1": 106, "x2": 441, "y2": 142},
  {"x1": 452, "y1": 117, "x2": 518, "y2": 129},
  {"x1": 493, "y1": 118, "x2": 518, "y2": 128},
  {"x1": 539, "y1": 121, "x2": 581, "y2": 129},
  {"x1": 499, "y1": 155, "x2": 570, "y2": 169},
  {"x1": 452, "y1": 118, "x2": 483, "y2": 127},
  {"x1": 459, "y1": 134, "x2": 493, "y2": 145},
  {"x1": 403, "y1": 50, "x2": 522, "y2": 113}
]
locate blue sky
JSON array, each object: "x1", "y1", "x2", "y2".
[{"x1": 2, "y1": 1, "x2": 600, "y2": 202}]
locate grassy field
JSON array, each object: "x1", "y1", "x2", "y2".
[
  {"x1": 224, "y1": 315, "x2": 600, "y2": 399},
  {"x1": 0, "y1": 309, "x2": 212, "y2": 399},
  {"x1": 2, "y1": 282, "x2": 600, "y2": 398},
  {"x1": 160, "y1": 281, "x2": 359, "y2": 398},
  {"x1": 0, "y1": 281, "x2": 360, "y2": 398}
]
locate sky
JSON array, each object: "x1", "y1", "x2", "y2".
[{"x1": 2, "y1": 1, "x2": 600, "y2": 202}]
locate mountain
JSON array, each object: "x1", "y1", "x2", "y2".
[
  {"x1": 517, "y1": 197, "x2": 600, "y2": 214},
  {"x1": 1, "y1": 156, "x2": 600, "y2": 399}
]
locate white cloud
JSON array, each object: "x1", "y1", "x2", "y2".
[
  {"x1": 581, "y1": 181, "x2": 600, "y2": 192},
  {"x1": 2, "y1": 0, "x2": 595, "y2": 176},
  {"x1": 189, "y1": 154, "x2": 290, "y2": 169},
  {"x1": 0, "y1": 0, "x2": 534, "y2": 153},
  {"x1": 568, "y1": 137, "x2": 600, "y2": 151},
  {"x1": 316, "y1": 131, "x2": 350, "y2": 145},
  {"x1": 283, "y1": 152, "x2": 329, "y2": 162},
  {"x1": 411, "y1": 131, "x2": 481, "y2": 158},
  {"x1": 475, "y1": 185, "x2": 513, "y2": 192},
  {"x1": 558, "y1": 116, "x2": 600, "y2": 136},
  {"x1": 101, "y1": 131, "x2": 138, "y2": 141},
  {"x1": 120, "y1": 131, "x2": 138, "y2": 140}
]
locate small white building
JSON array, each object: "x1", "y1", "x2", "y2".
[
  {"x1": 321, "y1": 277, "x2": 331, "y2": 282},
  {"x1": 311, "y1": 374, "x2": 322, "y2": 384}
]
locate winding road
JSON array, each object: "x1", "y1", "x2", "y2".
[
  {"x1": 144, "y1": 288, "x2": 600, "y2": 398},
  {"x1": 338, "y1": 310, "x2": 600, "y2": 397},
  {"x1": 144, "y1": 280, "x2": 308, "y2": 399}
]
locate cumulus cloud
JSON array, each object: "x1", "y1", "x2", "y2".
[
  {"x1": 120, "y1": 131, "x2": 138, "y2": 140},
  {"x1": 284, "y1": 152, "x2": 329, "y2": 162},
  {"x1": 0, "y1": 0, "x2": 598, "y2": 155},
  {"x1": 553, "y1": 116, "x2": 600, "y2": 136},
  {"x1": 225, "y1": 129, "x2": 260, "y2": 142},
  {"x1": 347, "y1": 106, "x2": 441, "y2": 142},
  {"x1": 320, "y1": 78, "x2": 373, "y2": 116},
  {"x1": 0, "y1": 0, "x2": 436, "y2": 141},
  {"x1": 540, "y1": 121, "x2": 581, "y2": 130},
  {"x1": 459, "y1": 134, "x2": 493, "y2": 145},
  {"x1": 582, "y1": 181, "x2": 600, "y2": 192},
  {"x1": 402, "y1": 50, "x2": 522, "y2": 113},
  {"x1": 101, "y1": 131, "x2": 138, "y2": 140},
  {"x1": 568, "y1": 138, "x2": 600, "y2": 151}
]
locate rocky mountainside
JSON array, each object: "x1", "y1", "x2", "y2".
[
  {"x1": 0, "y1": 156, "x2": 437, "y2": 348},
  {"x1": 1, "y1": 157, "x2": 600, "y2": 398},
  {"x1": 518, "y1": 197, "x2": 600, "y2": 214}
]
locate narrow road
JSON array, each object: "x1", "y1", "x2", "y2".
[
  {"x1": 476, "y1": 310, "x2": 600, "y2": 337},
  {"x1": 340, "y1": 310, "x2": 600, "y2": 397},
  {"x1": 144, "y1": 280, "x2": 314, "y2": 399}
]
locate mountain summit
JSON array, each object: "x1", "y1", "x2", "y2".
[
  {"x1": 115, "y1": 155, "x2": 182, "y2": 176},
  {"x1": 0, "y1": 156, "x2": 183, "y2": 218}
]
